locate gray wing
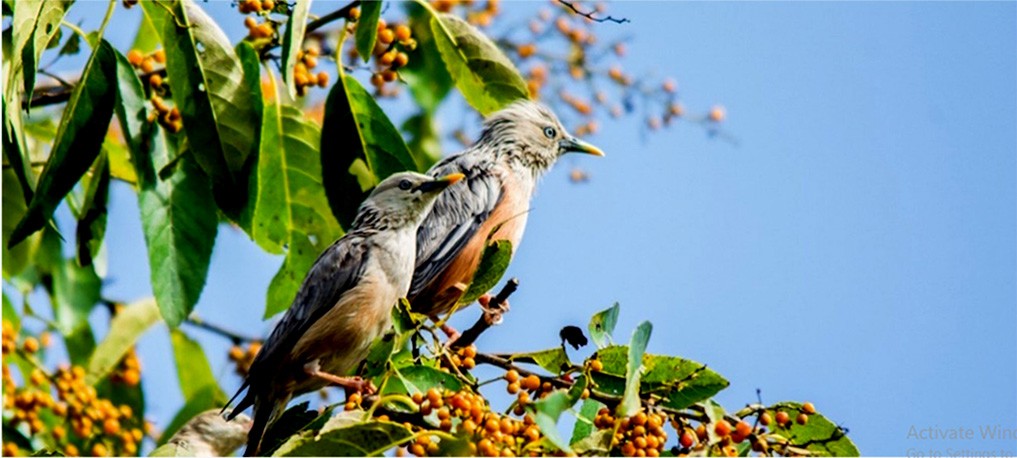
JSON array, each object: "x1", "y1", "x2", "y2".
[
  {"x1": 409, "y1": 156, "x2": 503, "y2": 297},
  {"x1": 248, "y1": 234, "x2": 371, "y2": 377}
]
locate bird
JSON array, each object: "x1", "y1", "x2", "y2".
[
  {"x1": 224, "y1": 171, "x2": 464, "y2": 456},
  {"x1": 408, "y1": 100, "x2": 604, "y2": 334}
]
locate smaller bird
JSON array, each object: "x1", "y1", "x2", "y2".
[
  {"x1": 224, "y1": 171, "x2": 464, "y2": 456},
  {"x1": 152, "y1": 409, "x2": 251, "y2": 457}
]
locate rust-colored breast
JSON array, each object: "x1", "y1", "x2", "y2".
[{"x1": 419, "y1": 174, "x2": 529, "y2": 316}]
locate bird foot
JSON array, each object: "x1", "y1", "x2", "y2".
[
  {"x1": 478, "y1": 293, "x2": 509, "y2": 326},
  {"x1": 303, "y1": 360, "x2": 377, "y2": 395},
  {"x1": 440, "y1": 323, "x2": 461, "y2": 349}
]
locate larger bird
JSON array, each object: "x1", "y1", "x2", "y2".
[
  {"x1": 225, "y1": 171, "x2": 463, "y2": 456},
  {"x1": 409, "y1": 101, "x2": 604, "y2": 329}
]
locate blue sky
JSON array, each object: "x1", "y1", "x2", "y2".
[{"x1": 15, "y1": 1, "x2": 1017, "y2": 455}]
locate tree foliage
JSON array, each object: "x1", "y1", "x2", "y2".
[{"x1": 1, "y1": 0, "x2": 852, "y2": 456}]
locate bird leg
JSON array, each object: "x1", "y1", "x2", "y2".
[
  {"x1": 478, "y1": 293, "x2": 510, "y2": 326},
  {"x1": 303, "y1": 360, "x2": 376, "y2": 395}
]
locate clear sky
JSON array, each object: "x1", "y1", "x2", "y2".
[{"x1": 22, "y1": 1, "x2": 1017, "y2": 456}]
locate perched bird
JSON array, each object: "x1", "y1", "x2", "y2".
[
  {"x1": 225, "y1": 171, "x2": 464, "y2": 456},
  {"x1": 409, "y1": 101, "x2": 604, "y2": 330}
]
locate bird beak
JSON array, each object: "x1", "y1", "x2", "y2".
[
  {"x1": 415, "y1": 173, "x2": 465, "y2": 193},
  {"x1": 559, "y1": 136, "x2": 605, "y2": 157}
]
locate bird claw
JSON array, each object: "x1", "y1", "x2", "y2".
[
  {"x1": 304, "y1": 360, "x2": 376, "y2": 395},
  {"x1": 440, "y1": 323, "x2": 461, "y2": 349},
  {"x1": 478, "y1": 294, "x2": 509, "y2": 326}
]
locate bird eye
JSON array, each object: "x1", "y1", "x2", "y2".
[
  {"x1": 398, "y1": 179, "x2": 412, "y2": 191},
  {"x1": 543, "y1": 126, "x2": 556, "y2": 138}
]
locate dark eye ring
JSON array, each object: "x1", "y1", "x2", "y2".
[
  {"x1": 543, "y1": 126, "x2": 556, "y2": 138},
  {"x1": 398, "y1": 179, "x2": 412, "y2": 190}
]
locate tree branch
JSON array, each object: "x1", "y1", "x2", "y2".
[
  {"x1": 557, "y1": 0, "x2": 631, "y2": 24},
  {"x1": 185, "y1": 315, "x2": 260, "y2": 345},
  {"x1": 450, "y1": 278, "x2": 520, "y2": 349}
]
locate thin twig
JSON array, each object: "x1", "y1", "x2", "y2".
[
  {"x1": 306, "y1": 1, "x2": 361, "y2": 35},
  {"x1": 449, "y1": 278, "x2": 519, "y2": 349},
  {"x1": 557, "y1": 0, "x2": 631, "y2": 24},
  {"x1": 185, "y1": 315, "x2": 260, "y2": 345}
]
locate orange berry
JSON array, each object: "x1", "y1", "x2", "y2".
[
  {"x1": 505, "y1": 370, "x2": 520, "y2": 383},
  {"x1": 121, "y1": 370, "x2": 140, "y2": 386},
  {"x1": 244, "y1": 16, "x2": 257, "y2": 29},
  {"x1": 127, "y1": 49, "x2": 144, "y2": 67},
  {"x1": 22, "y1": 337, "x2": 39, "y2": 353},
  {"x1": 796, "y1": 413, "x2": 809, "y2": 425},
  {"x1": 517, "y1": 43, "x2": 536, "y2": 58},
  {"x1": 257, "y1": 24, "x2": 273, "y2": 38},
  {"x1": 775, "y1": 411, "x2": 790, "y2": 427},
  {"x1": 348, "y1": 7, "x2": 360, "y2": 20},
  {"x1": 381, "y1": 70, "x2": 397, "y2": 83},
  {"x1": 393, "y1": 52, "x2": 409, "y2": 68},
  {"x1": 378, "y1": 28, "x2": 394, "y2": 45},
  {"x1": 679, "y1": 430, "x2": 695, "y2": 448},
  {"x1": 64, "y1": 444, "x2": 79, "y2": 457},
  {"x1": 713, "y1": 419, "x2": 732, "y2": 437},
  {"x1": 802, "y1": 402, "x2": 816, "y2": 414},
  {"x1": 149, "y1": 74, "x2": 163, "y2": 88},
  {"x1": 522, "y1": 375, "x2": 540, "y2": 391},
  {"x1": 735, "y1": 420, "x2": 752, "y2": 437},
  {"x1": 90, "y1": 443, "x2": 107, "y2": 457},
  {"x1": 759, "y1": 412, "x2": 772, "y2": 426},
  {"x1": 153, "y1": 49, "x2": 166, "y2": 63},
  {"x1": 303, "y1": 55, "x2": 318, "y2": 69},
  {"x1": 140, "y1": 57, "x2": 155, "y2": 74},
  {"x1": 261, "y1": 0, "x2": 274, "y2": 11},
  {"x1": 394, "y1": 24, "x2": 412, "y2": 41},
  {"x1": 708, "y1": 105, "x2": 726, "y2": 122},
  {"x1": 316, "y1": 72, "x2": 330, "y2": 88},
  {"x1": 103, "y1": 418, "x2": 120, "y2": 435},
  {"x1": 228, "y1": 346, "x2": 244, "y2": 361}
]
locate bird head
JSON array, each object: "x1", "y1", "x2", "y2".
[
  {"x1": 355, "y1": 171, "x2": 465, "y2": 230},
  {"x1": 478, "y1": 100, "x2": 604, "y2": 174}
]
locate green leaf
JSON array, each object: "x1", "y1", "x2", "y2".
[
  {"x1": 618, "y1": 322, "x2": 651, "y2": 417},
  {"x1": 401, "y1": 111, "x2": 442, "y2": 174},
  {"x1": 264, "y1": 233, "x2": 316, "y2": 318},
  {"x1": 253, "y1": 101, "x2": 342, "y2": 317},
  {"x1": 589, "y1": 346, "x2": 729, "y2": 411},
  {"x1": 321, "y1": 73, "x2": 418, "y2": 228},
  {"x1": 170, "y1": 329, "x2": 225, "y2": 401},
  {"x1": 10, "y1": 0, "x2": 73, "y2": 107},
  {"x1": 158, "y1": 330, "x2": 227, "y2": 445},
  {"x1": 570, "y1": 398, "x2": 604, "y2": 446},
  {"x1": 140, "y1": 0, "x2": 259, "y2": 215},
  {"x1": 261, "y1": 402, "x2": 333, "y2": 456},
  {"x1": 8, "y1": 39, "x2": 117, "y2": 248},
  {"x1": 588, "y1": 303, "x2": 619, "y2": 349},
  {"x1": 275, "y1": 414, "x2": 413, "y2": 456},
  {"x1": 2, "y1": 167, "x2": 36, "y2": 278},
  {"x1": 458, "y1": 239, "x2": 512, "y2": 305},
  {"x1": 388, "y1": 365, "x2": 464, "y2": 396},
  {"x1": 428, "y1": 13, "x2": 528, "y2": 115},
  {"x1": 86, "y1": 298, "x2": 160, "y2": 385},
  {"x1": 571, "y1": 429, "x2": 612, "y2": 455},
  {"x1": 355, "y1": 0, "x2": 382, "y2": 63},
  {"x1": 51, "y1": 259, "x2": 101, "y2": 335},
  {"x1": 137, "y1": 130, "x2": 218, "y2": 327},
  {"x1": 401, "y1": 3, "x2": 454, "y2": 113},
  {"x1": 74, "y1": 151, "x2": 110, "y2": 267},
  {"x1": 765, "y1": 402, "x2": 859, "y2": 456},
  {"x1": 499, "y1": 347, "x2": 572, "y2": 375},
  {"x1": 281, "y1": 0, "x2": 312, "y2": 99},
  {"x1": 57, "y1": 28, "x2": 81, "y2": 57},
  {"x1": 531, "y1": 390, "x2": 575, "y2": 453}
]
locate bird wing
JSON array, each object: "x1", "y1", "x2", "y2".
[
  {"x1": 409, "y1": 157, "x2": 503, "y2": 298},
  {"x1": 249, "y1": 234, "x2": 372, "y2": 378}
]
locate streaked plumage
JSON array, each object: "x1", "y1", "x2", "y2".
[
  {"x1": 409, "y1": 101, "x2": 604, "y2": 318},
  {"x1": 225, "y1": 171, "x2": 463, "y2": 456}
]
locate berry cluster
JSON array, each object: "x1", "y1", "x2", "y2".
[
  {"x1": 502, "y1": 369, "x2": 556, "y2": 416},
  {"x1": 592, "y1": 409, "x2": 669, "y2": 457},
  {"x1": 238, "y1": 0, "x2": 279, "y2": 40},
  {"x1": 126, "y1": 48, "x2": 183, "y2": 133},
  {"x1": 344, "y1": 16, "x2": 414, "y2": 97},
  {"x1": 292, "y1": 45, "x2": 331, "y2": 96},
  {"x1": 443, "y1": 344, "x2": 477, "y2": 371},
  {"x1": 431, "y1": 0, "x2": 502, "y2": 28},
  {"x1": 227, "y1": 341, "x2": 262, "y2": 377},
  {"x1": 109, "y1": 348, "x2": 141, "y2": 387},
  {"x1": 399, "y1": 387, "x2": 540, "y2": 457},
  {"x1": 2, "y1": 320, "x2": 146, "y2": 457}
]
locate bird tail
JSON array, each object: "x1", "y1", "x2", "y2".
[
  {"x1": 243, "y1": 393, "x2": 290, "y2": 457},
  {"x1": 223, "y1": 380, "x2": 251, "y2": 419}
]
